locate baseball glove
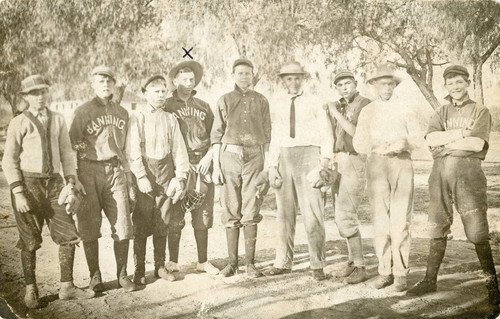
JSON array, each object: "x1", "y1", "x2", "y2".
[
  {"x1": 254, "y1": 170, "x2": 270, "y2": 198},
  {"x1": 57, "y1": 184, "x2": 82, "y2": 215},
  {"x1": 307, "y1": 166, "x2": 339, "y2": 193}
]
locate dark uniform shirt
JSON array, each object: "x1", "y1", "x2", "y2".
[
  {"x1": 325, "y1": 91, "x2": 370, "y2": 154},
  {"x1": 69, "y1": 96, "x2": 129, "y2": 164},
  {"x1": 211, "y1": 85, "x2": 271, "y2": 146},
  {"x1": 164, "y1": 90, "x2": 214, "y2": 157},
  {"x1": 426, "y1": 96, "x2": 491, "y2": 160}
]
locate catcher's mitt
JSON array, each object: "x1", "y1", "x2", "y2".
[
  {"x1": 58, "y1": 184, "x2": 83, "y2": 215},
  {"x1": 181, "y1": 172, "x2": 208, "y2": 213},
  {"x1": 307, "y1": 166, "x2": 340, "y2": 193}
]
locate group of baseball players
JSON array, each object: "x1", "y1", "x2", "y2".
[{"x1": 3, "y1": 57, "x2": 499, "y2": 310}]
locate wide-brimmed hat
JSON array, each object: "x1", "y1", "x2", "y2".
[
  {"x1": 333, "y1": 69, "x2": 355, "y2": 84},
  {"x1": 19, "y1": 75, "x2": 49, "y2": 94},
  {"x1": 277, "y1": 62, "x2": 308, "y2": 77},
  {"x1": 91, "y1": 66, "x2": 116, "y2": 82},
  {"x1": 141, "y1": 75, "x2": 166, "y2": 93},
  {"x1": 367, "y1": 64, "x2": 401, "y2": 85},
  {"x1": 168, "y1": 61, "x2": 203, "y2": 87}
]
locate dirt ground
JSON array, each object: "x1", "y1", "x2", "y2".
[{"x1": 2, "y1": 160, "x2": 500, "y2": 319}]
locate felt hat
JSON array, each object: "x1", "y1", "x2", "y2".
[
  {"x1": 232, "y1": 58, "x2": 254, "y2": 70},
  {"x1": 168, "y1": 61, "x2": 203, "y2": 87},
  {"x1": 19, "y1": 75, "x2": 49, "y2": 94},
  {"x1": 333, "y1": 69, "x2": 355, "y2": 84},
  {"x1": 141, "y1": 75, "x2": 166, "y2": 93},
  {"x1": 91, "y1": 66, "x2": 116, "y2": 82},
  {"x1": 277, "y1": 62, "x2": 308, "y2": 77},
  {"x1": 443, "y1": 65, "x2": 469, "y2": 79},
  {"x1": 367, "y1": 64, "x2": 401, "y2": 85}
]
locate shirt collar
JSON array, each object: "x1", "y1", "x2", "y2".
[
  {"x1": 28, "y1": 107, "x2": 47, "y2": 117},
  {"x1": 339, "y1": 91, "x2": 359, "y2": 104},
  {"x1": 147, "y1": 104, "x2": 164, "y2": 113},
  {"x1": 287, "y1": 90, "x2": 304, "y2": 99},
  {"x1": 95, "y1": 95, "x2": 113, "y2": 107},
  {"x1": 234, "y1": 84, "x2": 253, "y2": 95},
  {"x1": 444, "y1": 94, "x2": 474, "y2": 108}
]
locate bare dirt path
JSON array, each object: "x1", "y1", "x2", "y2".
[{"x1": 1, "y1": 161, "x2": 500, "y2": 319}]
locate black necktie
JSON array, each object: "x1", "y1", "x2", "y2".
[{"x1": 290, "y1": 95, "x2": 300, "y2": 138}]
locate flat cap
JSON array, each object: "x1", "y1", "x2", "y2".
[
  {"x1": 19, "y1": 74, "x2": 49, "y2": 94},
  {"x1": 333, "y1": 69, "x2": 355, "y2": 84},
  {"x1": 141, "y1": 75, "x2": 166, "y2": 93},
  {"x1": 91, "y1": 66, "x2": 116, "y2": 82},
  {"x1": 233, "y1": 58, "x2": 254, "y2": 69},
  {"x1": 443, "y1": 65, "x2": 469, "y2": 79},
  {"x1": 278, "y1": 62, "x2": 308, "y2": 77}
]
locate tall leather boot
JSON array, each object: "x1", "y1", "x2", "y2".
[
  {"x1": 220, "y1": 227, "x2": 239, "y2": 277},
  {"x1": 475, "y1": 241, "x2": 500, "y2": 306},
  {"x1": 83, "y1": 240, "x2": 103, "y2": 292},
  {"x1": 114, "y1": 240, "x2": 136, "y2": 292},
  {"x1": 133, "y1": 237, "x2": 147, "y2": 285},
  {"x1": 407, "y1": 237, "x2": 447, "y2": 296},
  {"x1": 21, "y1": 250, "x2": 39, "y2": 309},
  {"x1": 244, "y1": 224, "x2": 263, "y2": 278}
]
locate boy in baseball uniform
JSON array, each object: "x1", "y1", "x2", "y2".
[
  {"x1": 69, "y1": 66, "x2": 136, "y2": 292},
  {"x1": 126, "y1": 75, "x2": 189, "y2": 284},
  {"x1": 211, "y1": 58, "x2": 271, "y2": 278},
  {"x1": 407, "y1": 65, "x2": 500, "y2": 305},
  {"x1": 264, "y1": 62, "x2": 331, "y2": 281},
  {"x1": 324, "y1": 70, "x2": 371, "y2": 284},
  {"x1": 163, "y1": 61, "x2": 219, "y2": 275},
  {"x1": 353, "y1": 64, "x2": 421, "y2": 291},
  {"x1": 3, "y1": 75, "x2": 93, "y2": 308}
]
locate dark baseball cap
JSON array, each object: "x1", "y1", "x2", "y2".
[
  {"x1": 333, "y1": 69, "x2": 355, "y2": 84},
  {"x1": 443, "y1": 65, "x2": 469, "y2": 78},
  {"x1": 141, "y1": 75, "x2": 166, "y2": 93},
  {"x1": 233, "y1": 58, "x2": 254, "y2": 70},
  {"x1": 91, "y1": 66, "x2": 116, "y2": 82}
]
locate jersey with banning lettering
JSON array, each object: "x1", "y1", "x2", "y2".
[
  {"x1": 426, "y1": 98, "x2": 491, "y2": 159},
  {"x1": 69, "y1": 96, "x2": 129, "y2": 162},
  {"x1": 164, "y1": 90, "x2": 214, "y2": 155}
]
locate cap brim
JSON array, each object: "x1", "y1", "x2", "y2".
[
  {"x1": 334, "y1": 75, "x2": 355, "y2": 84},
  {"x1": 19, "y1": 84, "x2": 49, "y2": 94},
  {"x1": 278, "y1": 71, "x2": 308, "y2": 77},
  {"x1": 92, "y1": 72, "x2": 116, "y2": 82},
  {"x1": 367, "y1": 75, "x2": 402, "y2": 86},
  {"x1": 168, "y1": 61, "x2": 203, "y2": 87}
]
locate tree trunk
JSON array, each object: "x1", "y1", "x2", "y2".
[
  {"x1": 472, "y1": 60, "x2": 484, "y2": 105},
  {"x1": 407, "y1": 74, "x2": 442, "y2": 110}
]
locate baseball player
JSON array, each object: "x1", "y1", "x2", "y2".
[
  {"x1": 264, "y1": 62, "x2": 331, "y2": 281},
  {"x1": 211, "y1": 58, "x2": 272, "y2": 278},
  {"x1": 69, "y1": 66, "x2": 136, "y2": 292},
  {"x1": 353, "y1": 64, "x2": 421, "y2": 291},
  {"x1": 163, "y1": 61, "x2": 219, "y2": 275},
  {"x1": 126, "y1": 75, "x2": 189, "y2": 284},
  {"x1": 324, "y1": 70, "x2": 371, "y2": 284},
  {"x1": 407, "y1": 65, "x2": 500, "y2": 305},
  {"x1": 2, "y1": 75, "x2": 94, "y2": 308}
]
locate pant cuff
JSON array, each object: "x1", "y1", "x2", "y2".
[
  {"x1": 310, "y1": 260, "x2": 327, "y2": 269},
  {"x1": 273, "y1": 260, "x2": 292, "y2": 270}
]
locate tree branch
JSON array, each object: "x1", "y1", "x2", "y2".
[{"x1": 480, "y1": 29, "x2": 500, "y2": 63}]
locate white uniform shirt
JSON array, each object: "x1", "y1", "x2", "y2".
[{"x1": 268, "y1": 91, "x2": 332, "y2": 167}]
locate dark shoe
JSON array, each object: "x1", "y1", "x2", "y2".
[
  {"x1": 345, "y1": 266, "x2": 368, "y2": 284},
  {"x1": 118, "y1": 276, "x2": 137, "y2": 292},
  {"x1": 89, "y1": 270, "x2": 104, "y2": 292},
  {"x1": 340, "y1": 261, "x2": 356, "y2": 278},
  {"x1": 220, "y1": 264, "x2": 238, "y2": 277},
  {"x1": 156, "y1": 266, "x2": 176, "y2": 282},
  {"x1": 394, "y1": 276, "x2": 407, "y2": 292},
  {"x1": 265, "y1": 267, "x2": 291, "y2": 276},
  {"x1": 372, "y1": 274, "x2": 394, "y2": 289},
  {"x1": 246, "y1": 264, "x2": 263, "y2": 278},
  {"x1": 24, "y1": 284, "x2": 40, "y2": 309},
  {"x1": 406, "y1": 279, "x2": 437, "y2": 296},
  {"x1": 133, "y1": 271, "x2": 146, "y2": 285},
  {"x1": 312, "y1": 269, "x2": 326, "y2": 281}
]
